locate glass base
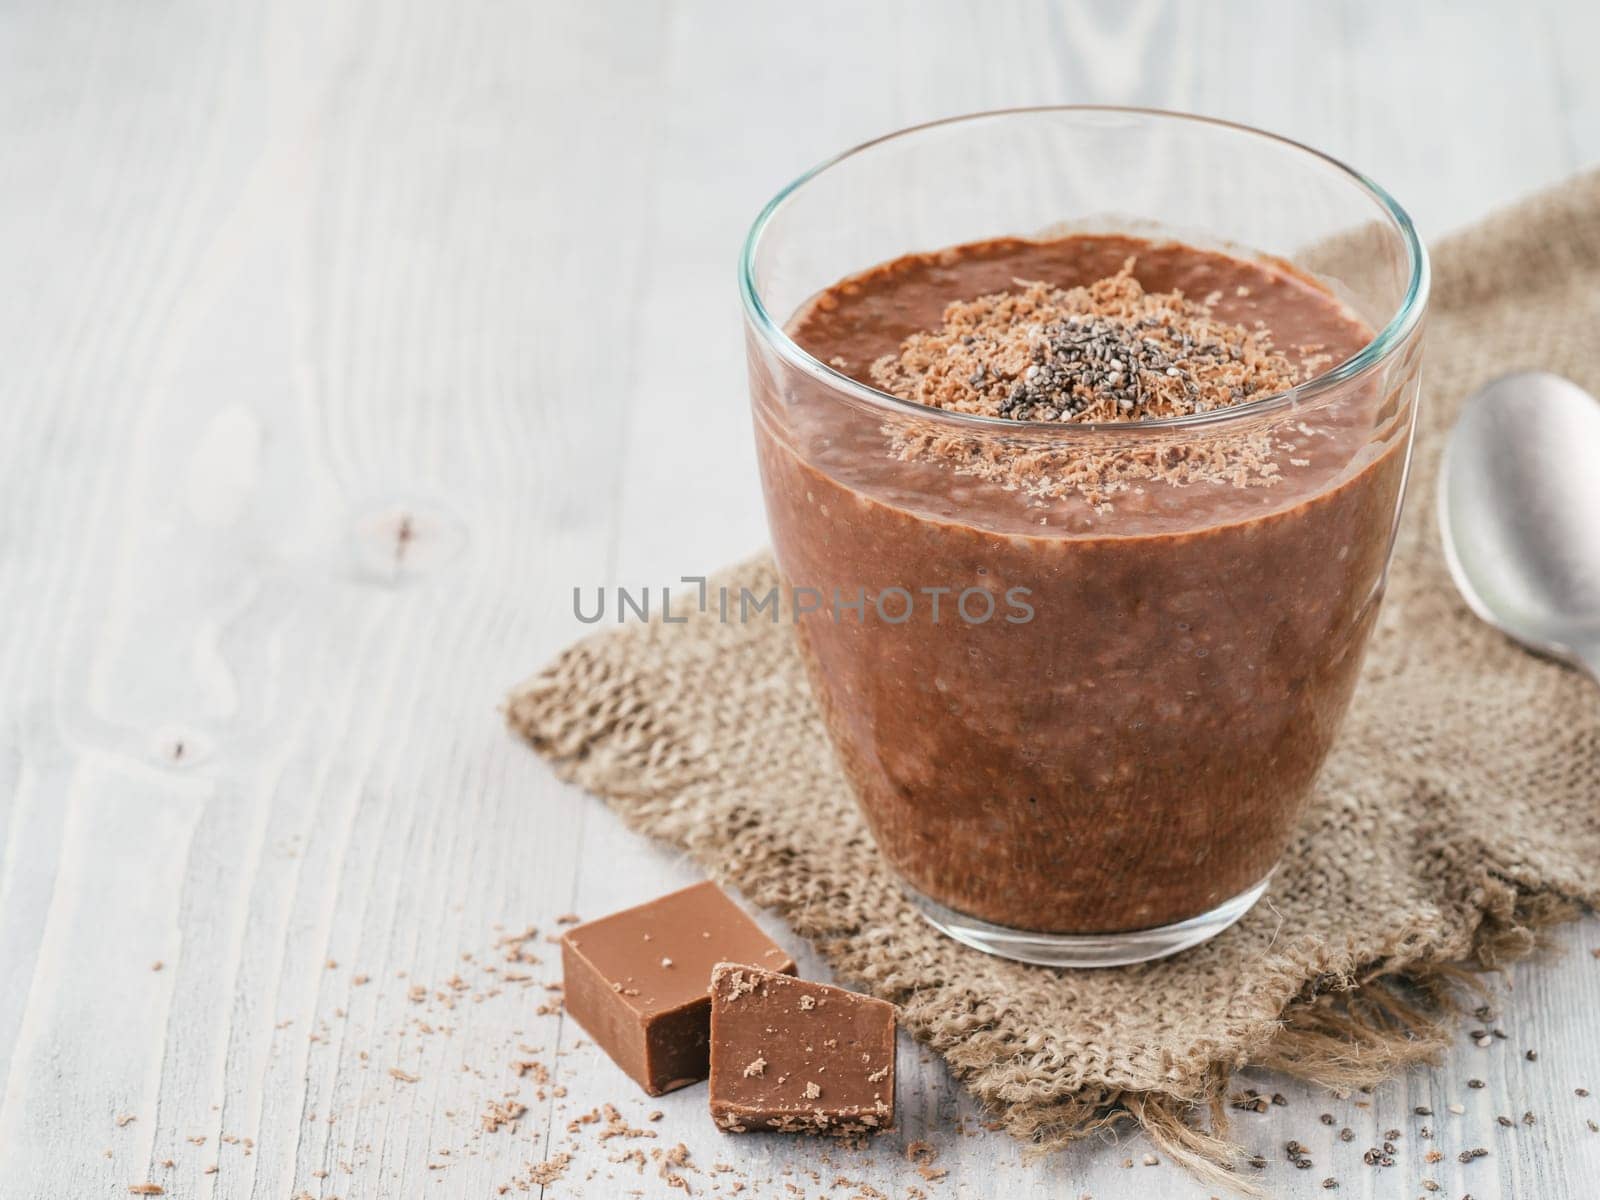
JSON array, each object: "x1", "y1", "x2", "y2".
[{"x1": 904, "y1": 874, "x2": 1273, "y2": 968}]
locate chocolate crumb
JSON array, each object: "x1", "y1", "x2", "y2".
[
  {"x1": 481, "y1": 1100, "x2": 527, "y2": 1133},
  {"x1": 528, "y1": 1151, "x2": 572, "y2": 1186},
  {"x1": 906, "y1": 1141, "x2": 939, "y2": 1167}
]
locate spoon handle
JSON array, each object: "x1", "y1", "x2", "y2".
[{"x1": 1575, "y1": 641, "x2": 1600, "y2": 686}]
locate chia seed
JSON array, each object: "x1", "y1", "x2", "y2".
[{"x1": 1230, "y1": 1090, "x2": 1270, "y2": 1114}]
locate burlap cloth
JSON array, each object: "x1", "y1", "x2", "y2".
[{"x1": 509, "y1": 172, "x2": 1600, "y2": 1183}]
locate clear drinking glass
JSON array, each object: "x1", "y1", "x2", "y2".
[{"x1": 740, "y1": 108, "x2": 1428, "y2": 966}]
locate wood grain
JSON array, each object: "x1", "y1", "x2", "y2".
[{"x1": 0, "y1": 1, "x2": 1597, "y2": 1197}]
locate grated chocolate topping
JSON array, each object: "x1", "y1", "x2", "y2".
[
  {"x1": 861, "y1": 261, "x2": 1341, "y2": 509},
  {"x1": 869, "y1": 264, "x2": 1301, "y2": 423}
]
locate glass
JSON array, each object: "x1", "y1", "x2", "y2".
[{"x1": 740, "y1": 108, "x2": 1428, "y2": 966}]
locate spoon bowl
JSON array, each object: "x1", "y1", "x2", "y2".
[{"x1": 1438, "y1": 370, "x2": 1600, "y2": 682}]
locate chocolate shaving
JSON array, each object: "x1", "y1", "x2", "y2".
[
  {"x1": 870, "y1": 265, "x2": 1299, "y2": 423},
  {"x1": 868, "y1": 265, "x2": 1310, "y2": 507}
]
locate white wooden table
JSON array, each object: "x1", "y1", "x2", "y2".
[{"x1": 4, "y1": 2, "x2": 1599, "y2": 1197}]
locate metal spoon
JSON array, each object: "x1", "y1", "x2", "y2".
[{"x1": 1438, "y1": 370, "x2": 1600, "y2": 683}]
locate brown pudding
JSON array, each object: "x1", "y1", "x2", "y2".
[{"x1": 750, "y1": 235, "x2": 1411, "y2": 935}]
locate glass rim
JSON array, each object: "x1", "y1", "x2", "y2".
[{"x1": 737, "y1": 105, "x2": 1430, "y2": 436}]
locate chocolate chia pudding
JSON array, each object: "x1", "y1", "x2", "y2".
[{"x1": 749, "y1": 233, "x2": 1415, "y2": 938}]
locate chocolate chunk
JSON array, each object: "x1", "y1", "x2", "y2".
[
  {"x1": 560, "y1": 882, "x2": 795, "y2": 1096},
  {"x1": 708, "y1": 963, "x2": 895, "y2": 1136}
]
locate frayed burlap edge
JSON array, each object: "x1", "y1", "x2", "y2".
[{"x1": 1021, "y1": 900, "x2": 1576, "y2": 1192}]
